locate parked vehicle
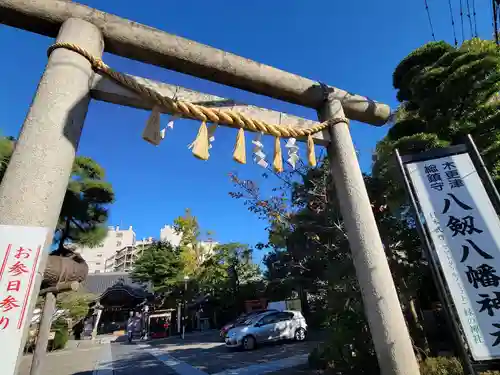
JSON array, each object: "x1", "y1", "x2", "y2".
[
  {"x1": 219, "y1": 309, "x2": 275, "y2": 339},
  {"x1": 225, "y1": 310, "x2": 307, "y2": 350}
]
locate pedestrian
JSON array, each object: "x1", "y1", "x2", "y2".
[
  {"x1": 83, "y1": 317, "x2": 93, "y2": 339},
  {"x1": 127, "y1": 311, "x2": 135, "y2": 343},
  {"x1": 73, "y1": 319, "x2": 83, "y2": 340}
]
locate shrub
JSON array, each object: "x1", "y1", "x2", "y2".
[
  {"x1": 50, "y1": 318, "x2": 69, "y2": 351},
  {"x1": 420, "y1": 357, "x2": 463, "y2": 375},
  {"x1": 307, "y1": 310, "x2": 379, "y2": 375}
]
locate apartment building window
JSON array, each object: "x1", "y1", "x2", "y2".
[
  {"x1": 96, "y1": 262, "x2": 101, "y2": 265},
  {"x1": 116, "y1": 232, "x2": 123, "y2": 238},
  {"x1": 97, "y1": 253, "x2": 103, "y2": 258},
  {"x1": 116, "y1": 241, "x2": 122, "y2": 247}
]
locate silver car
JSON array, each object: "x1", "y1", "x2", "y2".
[{"x1": 225, "y1": 310, "x2": 307, "y2": 350}]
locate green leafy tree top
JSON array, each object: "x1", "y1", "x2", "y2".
[
  {"x1": 198, "y1": 242, "x2": 261, "y2": 292},
  {"x1": 173, "y1": 208, "x2": 214, "y2": 275},
  {"x1": 56, "y1": 291, "x2": 96, "y2": 322},
  {"x1": 130, "y1": 240, "x2": 183, "y2": 292},
  {"x1": 374, "y1": 38, "x2": 500, "y2": 205}
]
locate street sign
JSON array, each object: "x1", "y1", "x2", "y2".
[
  {"x1": 0, "y1": 225, "x2": 49, "y2": 374},
  {"x1": 404, "y1": 150, "x2": 500, "y2": 360}
]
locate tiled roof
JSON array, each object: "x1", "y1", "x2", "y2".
[{"x1": 81, "y1": 272, "x2": 152, "y2": 296}]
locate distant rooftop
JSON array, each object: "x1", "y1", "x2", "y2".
[{"x1": 81, "y1": 271, "x2": 152, "y2": 296}]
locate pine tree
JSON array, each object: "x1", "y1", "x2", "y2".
[
  {"x1": 0, "y1": 136, "x2": 114, "y2": 254},
  {"x1": 373, "y1": 38, "x2": 500, "y2": 204}
]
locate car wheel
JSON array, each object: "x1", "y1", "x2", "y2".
[
  {"x1": 243, "y1": 335, "x2": 256, "y2": 350},
  {"x1": 294, "y1": 328, "x2": 306, "y2": 342}
]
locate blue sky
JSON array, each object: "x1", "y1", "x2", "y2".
[{"x1": 0, "y1": 0, "x2": 494, "y2": 263}]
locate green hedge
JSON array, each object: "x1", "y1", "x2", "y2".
[
  {"x1": 420, "y1": 357, "x2": 463, "y2": 375},
  {"x1": 309, "y1": 352, "x2": 500, "y2": 375},
  {"x1": 50, "y1": 318, "x2": 69, "y2": 351}
]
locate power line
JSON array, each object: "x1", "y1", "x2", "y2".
[
  {"x1": 471, "y1": 0, "x2": 478, "y2": 36},
  {"x1": 459, "y1": 0, "x2": 466, "y2": 42},
  {"x1": 465, "y1": 0, "x2": 474, "y2": 38},
  {"x1": 494, "y1": 0, "x2": 500, "y2": 45},
  {"x1": 424, "y1": 0, "x2": 436, "y2": 41},
  {"x1": 448, "y1": 0, "x2": 458, "y2": 45}
]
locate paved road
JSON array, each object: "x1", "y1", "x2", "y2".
[
  {"x1": 145, "y1": 330, "x2": 322, "y2": 374},
  {"x1": 18, "y1": 331, "x2": 322, "y2": 375}
]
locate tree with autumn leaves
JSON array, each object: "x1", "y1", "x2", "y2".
[
  {"x1": 229, "y1": 37, "x2": 500, "y2": 373},
  {"x1": 131, "y1": 209, "x2": 262, "y2": 312}
]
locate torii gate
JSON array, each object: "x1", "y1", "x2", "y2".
[{"x1": 0, "y1": 1, "x2": 420, "y2": 375}]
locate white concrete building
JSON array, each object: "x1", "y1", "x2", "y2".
[
  {"x1": 160, "y1": 225, "x2": 182, "y2": 246},
  {"x1": 75, "y1": 225, "x2": 136, "y2": 273},
  {"x1": 77, "y1": 224, "x2": 218, "y2": 274},
  {"x1": 104, "y1": 237, "x2": 153, "y2": 272}
]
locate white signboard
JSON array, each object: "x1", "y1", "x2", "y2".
[
  {"x1": 0, "y1": 225, "x2": 49, "y2": 374},
  {"x1": 407, "y1": 152, "x2": 500, "y2": 360}
]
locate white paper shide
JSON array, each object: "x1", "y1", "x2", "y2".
[
  {"x1": 0, "y1": 225, "x2": 49, "y2": 374},
  {"x1": 406, "y1": 152, "x2": 500, "y2": 360}
]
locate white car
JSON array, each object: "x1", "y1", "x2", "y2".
[{"x1": 225, "y1": 310, "x2": 307, "y2": 350}]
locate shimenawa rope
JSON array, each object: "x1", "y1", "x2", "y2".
[{"x1": 47, "y1": 42, "x2": 347, "y2": 169}]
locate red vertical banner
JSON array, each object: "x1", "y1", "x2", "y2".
[{"x1": 0, "y1": 226, "x2": 49, "y2": 375}]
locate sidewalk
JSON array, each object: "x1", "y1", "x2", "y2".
[{"x1": 18, "y1": 343, "x2": 108, "y2": 375}]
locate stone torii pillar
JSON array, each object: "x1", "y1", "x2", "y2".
[
  {"x1": 0, "y1": 18, "x2": 103, "y2": 375},
  {"x1": 319, "y1": 99, "x2": 420, "y2": 375}
]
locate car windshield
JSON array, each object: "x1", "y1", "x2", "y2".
[{"x1": 235, "y1": 313, "x2": 262, "y2": 326}]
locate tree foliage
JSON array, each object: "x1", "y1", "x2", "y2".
[
  {"x1": 56, "y1": 291, "x2": 96, "y2": 322},
  {"x1": 173, "y1": 208, "x2": 208, "y2": 275},
  {"x1": 130, "y1": 240, "x2": 183, "y2": 292},
  {"x1": 196, "y1": 242, "x2": 263, "y2": 318},
  {"x1": 229, "y1": 156, "x2": 430, "y2": 370},
  {"x1": 0, "y1": 135, "x2": 114, "y2": 255},
  {"x1": 373, "y1": 38, "x2": 500, "y2": 205},
  {"x1": 0, "y1": 135, "x2": 14, "y2": 182},
  {"x1": 53, "y1": 157, "x2": 115, "y2": 254},
  {"x1": 230, "y1": 162, "x2": 381, "y2": 370},
  {"x1": 198, "y1": 242, "x2": 261, "y2": 295}
]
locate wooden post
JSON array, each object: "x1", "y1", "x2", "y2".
[
  {"x1": 29, "y1": 293, "x2": 56, "y2": 375},
  {"x1": 29, "y1": 282, "x2": 80, "y2": 375}
]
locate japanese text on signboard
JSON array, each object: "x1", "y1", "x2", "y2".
[
  {"x1": 0, "y1": 225, "x2": 47, "y2": 375},
  {"x1": 407, "y1": 152, "x2": 500, "y2": 360}
]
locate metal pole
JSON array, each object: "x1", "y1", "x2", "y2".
[
  {"x1": 465, "y1": 134, "x2": 500, "y2": 214},
  {"x1": 183, "y1": 279, "x2": 188, "y2": 339},
  {"x1": 318, "y1": 99, "x2": 420, "y2": 375},
  {"x1": 30, "y1": 292, "x2": 56, "y2": 375},
  {"x1": 395, "y1": 149, "x2": 476, "y2": 375},
  {"x1": 0, "y1": 18, "x2": 103, "y2": 374},
  {"x1": 493, "y1": 0, "x2": 499, "y2": 45}
]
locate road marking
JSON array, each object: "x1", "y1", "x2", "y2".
[
  {"x1": 92, "y1": 342, "x2": 114, "y2": 375},
  {"x1": 142, "y1": 343, "x2": 308, "y2": 375},
  {"x1": 147, "y1": 346, "x2": 209, "y2": 375},
  {"x1": 211, "y1": 354, "x2": 309, "y2": 375}
]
